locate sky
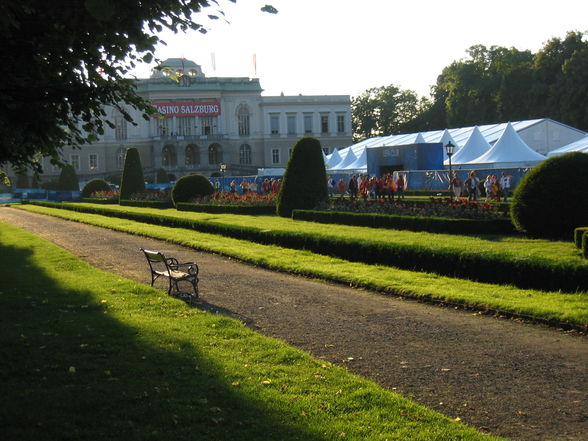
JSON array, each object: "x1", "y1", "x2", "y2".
[{"x1": 130, "y1": 0, "x2": 588, "y2": 99}]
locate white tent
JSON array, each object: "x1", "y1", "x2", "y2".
[
  {"x1": 325, "y1": 149, "x2": 342, "y2": 168},
  {"x1": 547, "y1": 134, "x2": 588, "y2": 157},
  {"x1": 468, "y1": 122, "x2": 545, "y2": 167},
  {"x1": 438, "y1": 129, "x2": 460, "y2": 161},
  {"x1": 449, "y1": 126, "x2": 491, "y2": 165},
  {"x1": 339, "y1": 147, "x2": 367, "y2": 171},
  {"x1": 329, "y1": 147, "x2": 357, "y2": 170}
]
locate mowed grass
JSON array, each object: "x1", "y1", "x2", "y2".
[
  {"x1": 56, "y1": 203, "x2": 587, "y2": 266},
  {"x1": 0, "y1": 222, "x2": 505, "y2": 441},
  {"x1": 17, "y1": 205, "x2": 588, "y2": 327}
]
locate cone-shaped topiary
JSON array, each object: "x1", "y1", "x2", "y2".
[
  {"x1": 119, "y1": 147, "x2": 145, "y2": 201},
  {"x1": 81, "y1": 178, "x2": 111, "y2": 198},
  {"x1": 277, "y1": 137, "x2": 328, "y2": 217},
  {"x1": 156, "y1": 168, "x2": 169, "y2": 184},
  {"x1": 511, "y1": 152, "x2": 588, "y2": 239},
  {"x1": 57, "y1": 164, "x2": 79, "y2": 191},
  {"x1": 171, "y1": 173, "x2": 214, "y2": 206}
]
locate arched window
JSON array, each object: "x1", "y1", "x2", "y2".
[
  {"x1": 185, "y1": 144, "x2": 200, "y2": 166},
  {"x1": 162, "y1": 144, "x2": 177, "y2": 167},
  {"x1": 239, "y1": 144, "x2": 252, "y2": 165},
  {"x1": 208, "y1": 144, "x2": 222, "y2": 165},
  {"x1": 237, "y1": 105, "x2": 250, "y2": 136},
  {"x1": 116, "y1": 147, "x2": 127, "y2": 170}
]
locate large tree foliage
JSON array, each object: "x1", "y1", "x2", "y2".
[
  {"x1": 352, "y1": 31, "x2": 588, "y2": 139},
  {"x1": 352, "y1": 85, "x2": 426, "y2": 141},
  {"x1": 0, "y1": 1, "x2": 276, "y2": 173}
]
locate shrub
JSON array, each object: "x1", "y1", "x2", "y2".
[
  {"x1": 171, "y1": 174, "x2": 214, "y2": 206},
  {"x1": 156, "y1": 168, "x2": 169, "y2": 184},
  {"x1": 0, "y1": 171, "x2": 11, "y2": 191},
  {"x1": 81, "y1": 178, "x2": 111, "y2": 198},
  {"x1": 583, "y1": 232, "x2": 588, "y2": 259},
  {"x1": 15, "y1": 174, "x2": 29, "y2": 188},
  {"x1": 119, "y1": 147, "x2": 145, "y2": 201},
  {"x1": 277, "y1": 137, "x2": 328, "y2": 217},
  {"x1": 574, "y1": 227, "x2": 588, "y2": 249},
  {"x1": 511, "y1": 152, "x2": 588, "y2": 239},
  {"x1": 57, "y1": 164, "x2": 79, "y2": 191}
]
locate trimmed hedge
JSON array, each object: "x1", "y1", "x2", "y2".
[
  {"x1": 574, "y1": 227, "x2": 588, "y2": 249},
  {"x1": 292, "y1": 210, "x2": 517, "y2": 235},
  {"x1": 171, "y1": 174, "x2": 214, "y2": 206},
  {"x1": 81, "y1": 198, "x2": 117, "y2": 204},
  {"x1": 119, "y1": 147, "x2": 146, "y2": 201},
  {"x1": 57, "y1": 164, "x2": 79, "y2": 191},
  {"x1": 177, "y1": 203, "x2": 275, "y2": 215},
  {"x1": 29, "y1": 201, "x2": 588, "y2": 292},
  {"x1": 120, "y1": 200, "x2": 174, "y2": 209},
  {"x1": 81, "y1": 179, "x2": 111, "y2": 198},
  {"x1": 583, "y1": 231, "x2": 588, "y2": 259}
]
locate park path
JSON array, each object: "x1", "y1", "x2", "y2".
[{"x1": 0, "y1": 206, "x2": 586, "y2": 441}]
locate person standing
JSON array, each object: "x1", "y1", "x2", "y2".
[
  {"x1": 451, "y1": 173, "x2": 463, "y2": 198},
  {"x1": 465, "y1": 171, "x2": 480, "y2": 201},
  {"x1": 395, "y1": 175, "x2": 405, "y2": 199},
  {"x1": 499, "y1": 172, "x2": 512, "y2": 202}
]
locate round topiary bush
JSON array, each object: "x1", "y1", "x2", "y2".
[
  {"x1": 119, "y1": 147, "x2": 145, "y2": 201},
  {"x1": 510, "y1": 152, "x2": 588, "y2": 239},
  {"x1": 277, "y1": 137, "x2": 328, "y2": 217},
  {"x1": 156, "y1": 168, "x2": 169, "y2": 184},
  {"x1": 57, "y1": 164, "x2": 79, "y2": 191},
  {"x1": 171, "y1": 173, "x2": 214, "y2": 206},
  {"x1": 81, "y1": 178, "x2": 111, "y2": 198}
]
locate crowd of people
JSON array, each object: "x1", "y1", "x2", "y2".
[
  {"x1": 454, "y1": 171, "x2": 512, "y2": 202},
  {"x1": 227, "y1": 178, "x2": 282, "y2": 195},
  {"x1": 327, "y1": 173, "x2": 407, "y2": 200}
]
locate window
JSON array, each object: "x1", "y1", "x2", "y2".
[
  {"x1": 272, "y1": 148, "x2": 280, "y2": 164},
  {"x1": 321, "y1": 114, "x2": 329, "y2": 134},
  {"x1": 238, "y1": 106, "x2": 250, "y2": 136},
  {"x1": 162, "y1": 145, "x2": 177, "y2": 167},
  {"x1": 185, "y1": 144, "x2": 200, "y2": 166},
  {"x1": 239, "y1": 144, "x2": 252, "y2": 165},
  {"x1": 200, "y1": 116, "x2": 216, "y2": 136},
  {"x1": 178, "y1": 117, "x2": 195, "y2": 136},
  {"x1": 158, "y1": 118, "x2": 171, "y2": 136},
  {"x1": 115, "y1": 115, "x2": 127, "y2": 140},
  {"x1": 89, "y1": 154, "x2": 98, "y2": 170},
  {"x1": 337, "y1": 114, "x2": 345, "y2": 133},
  {"x1": 287, "y1": 114, "x2": 296, "y2": 135},
  {"x1": 208, "y1": 144, "x2": 222, "y2": 164},
  {"x1": 270, "y1": 114, "x2": 279, "y2": 135},
  {"x1": 304, "y1": 114, "x2": 313, "y2": 134},
  {"x1": 116, "y1": 147, "x2": 126, "y2": 170},
  {"x1": 70, "y1": 154, "x2": 80, "y2": 171}
]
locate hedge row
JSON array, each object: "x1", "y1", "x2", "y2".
[
  {"x1": 575, "y1": 227, "x2": 588, "y2": 259},
  {"x1": 119, "y1": 200, "x2": 174, "y2": 209},
  {"x1": 81, "y1": 198, "x2": 117, "y2": 204},
  {"x1": 176, "y1": 203, "x2": 275, "y2": 215},
  {"x1": 29, "y1": 201, "x2": 588, "y2": 292},
  {"x1": 292, "y1": 209, "x2": 517, "y2": 235}
]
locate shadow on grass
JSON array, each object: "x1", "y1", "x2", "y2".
[{"x1": 0, "y1": 240, "x2": 327, "y2": 441}]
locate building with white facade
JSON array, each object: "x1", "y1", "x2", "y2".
[{"x1": 37, "y1": 58, "x2": 352, "y2": 183}]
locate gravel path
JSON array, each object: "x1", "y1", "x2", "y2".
[{"x1": 1, "y1": 207, "x2": 586, "y2": 441}]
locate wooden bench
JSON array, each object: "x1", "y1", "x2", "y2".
[{"x1": 141, "y1": 248, "x2": 199, "y2": 305}]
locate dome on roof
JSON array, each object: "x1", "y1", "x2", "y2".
[{"x1": 150, "y1": 58, "x2": 205, "y2": 79}]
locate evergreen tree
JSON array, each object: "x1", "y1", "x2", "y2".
[
  {"x1": 277, "y1": 137, "x2": 328, "y2": 217},
  {"x1": 119, "y1": 147, "x2": 145, "y2": 201},
  {"x1": 57, "y1": 164, "x2": 79, "y2": 191}
]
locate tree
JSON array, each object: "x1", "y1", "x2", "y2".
[
  {"x1": 0, "y1": 1, "x2": 277, "y2": 174},
  {"x1": 352, "y1": 85, "x2": 425, "y2": 141},
  {"x1": 119, "y1": 147, "x2": 145, "y2": 201},
  {"x1": 171, "y1": 174, "x2": 214, "y2": 206},
  {"x1": 277, "y1": 137, "x2": 328, "y2": 217},
  {"x1": 57, "y1": 164, "x2": 79, "y2": 191}
]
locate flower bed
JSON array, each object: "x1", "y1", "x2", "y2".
[
  {"x1": 205, "y1": 191, "x2": 277, "y2": 206},
  {"x1": 324, "y1": 196, "x2": 508, "y2": 220}
]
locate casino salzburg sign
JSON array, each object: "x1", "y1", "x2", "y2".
[{"x1": 152, "y1": 102, "x2": 221, "y2": 117}]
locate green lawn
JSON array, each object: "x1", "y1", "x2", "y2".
[
  {"x1": 0, "y1": 221, "x2": 504, "y2": 441},
  {"x1": 17, "y1": 204, "x2": 588, "y2": 327}
]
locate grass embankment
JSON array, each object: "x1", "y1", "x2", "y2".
[
  {"x1": 0, "y1": 222, "x2": 504, "y2": 441},
  {"x1": 25, "y1": 202, "x2": 588, "y2": 292},
  {"x1": 17, "y1": 204, "x2": 588, "y2": 328}
]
